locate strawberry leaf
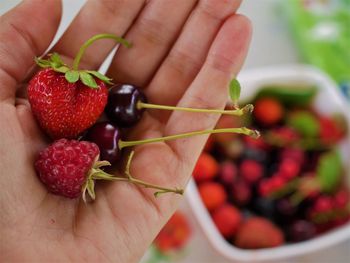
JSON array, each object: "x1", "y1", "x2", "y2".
[
  {"x1": 65, "y1": 70, "x2": 80, "y2": 83},
  {"x1": 229, "y1": 79, "x2": 241, "y2": 107},
  {"x1": 55, "y1": 66, "x2": 70, "y2": 74},
  {"x1": 87, "y1": 70, "x2": 113, "y2": 85},
  {"x1": 34, "y1": 57, "x2": 51, "y2": 68},
  {"x1": 80, "y1": 71, "x2": 98, "y2": 88},
  {"x1": 316, "y1": 151, "x2": 342, "y2": 192},
  {"x1": 49, "y1": 53, "x2": 64, "y2": 65}
]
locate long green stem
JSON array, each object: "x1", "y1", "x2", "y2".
[
  {"x1": 72, "y1": 34, "x2": 131, "y2": 70},
  {"x1": 119, "y1": 127, "x2": 260, "y2": 149},
  {"x1": 93, "y1": 151, "x2": 183, "y2": 196},
  {"x1": 138, "y1": 102, "x2": 253, "y2": 116}
]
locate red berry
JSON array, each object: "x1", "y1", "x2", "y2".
[
  {"x1": 154, "y1": 211, "x2": 191, "y2": 252},
  {"x1": 333, "y1": 189, "x2": 349, "y2": 209},
  {"x1": 319, "y1": 116, "x2": 345, "y2": 144},
  {"x1": 193, "y1": 153, "x2": 219, "y2": 182},
  {"x1": 218, "y1": 162, "x2": 237, "y2": 187},
  {"x1": 231, "y1": 179, "x2": 251, "y2": 206},
  {"x1": 35, "y1": 139, "x2": 100, "y2": 198},
  {"x1": 234, "y1": 217, "x2": 284, "y2": 249},
  {"x1": 28, "y1": 68, "x2": 108, "y2": 139},
  {"x1": 212, "y1": 204, "x2": 242, "y2": 238},
  {"x1": 240, "y1": 159, "x2": 263, "y2": 184},
  {"x1": 280, "y1": 148, "x2": 305, "y2": 164},
  {"x1": 243, "y1": 136, "x2": 268, "y2": 150},
  {"x1": 313, "y1": 196, "x2": 333, "y2": 213},
  {"x1": 269, "y1": 175, "x2": 286, "y2": 192},
  {"x1": 279, "y1": 158, "x2": 300, "y2": 180},
  {"x1": 199, "y1": 182, "x2": 227, "y2": 211},
  {"x1": 258, "y1": 179, "x2": 273, "y2": 197},
  {"x1": 254, "y1": 97, "x2": 284, "y2": 126}
]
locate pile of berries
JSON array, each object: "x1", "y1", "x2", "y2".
[
  {"x1": 28, "y1": 34, "x2": 257, "y2": 201},
  {"x1": 194, "y1": 86, "x2": 350, "y2": 249}
]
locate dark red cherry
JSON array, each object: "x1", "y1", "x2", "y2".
[
  {"x1": 105, "y1": 84, "x2": 147, "y2": 127},
  {"x1": 84, "y1": 122, "x2": 122, "y2": 164}
]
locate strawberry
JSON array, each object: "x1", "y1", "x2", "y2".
[
  {"x1": 154, "y1": 211, "x2": 191, "y2": 252},
  {"x1": 234, "y1": 217, "x2": 284, "y2": 249},
  {"x1": 212, "y1": 204, "x2": 242, "y2": 238},
  {"x1": 28, "y1": 68, "x2": 108, "y2": 139},
  {"x1": 28, "y1": 34, "x2": 131, "y2": 139},
  {"x1": 254, "y1": 97, "x2": 284, "y2": 126},
  {"x1": 198, "y1": 182, "x2": 227, "y2": 211},
  {"x1": 35, "y1": 138, "x2": 110, "y2": 200},
  {"x1": 193, "y1": 153, "x2": 219, "y2": 182}
]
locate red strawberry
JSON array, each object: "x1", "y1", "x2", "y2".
[
  {"x1": 193, "y1": 153, "x2": 219, "y2": 182},
  {"x1": 154, "y1": 211, "x2": 191, "y2": 252},
  {"x1": 212, "y1": 204, "x2": 242, "y2": 238},
  {"x1": 35, "y1": 139, "x2": 111, "y2": 200},
  {"x1": 254, "y1": 97, "x2": 284, "y2": 126},
  {"x1": 234, "y1": 217, "x2": 284, "y2": 249},
  {"x1": 198, "y1": 182, "x2": 227, "y2": 211},
  {"x1": 28, "y1": 68, "x2": 108, "y2": 139}
]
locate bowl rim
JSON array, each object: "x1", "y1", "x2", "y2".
[{"x1": 185, "y1": 64, "x2": 350, "y2": 262}]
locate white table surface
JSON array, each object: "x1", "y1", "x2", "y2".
[{"x1": 1, "y1": 1, "x2": 349, "y2": 262}]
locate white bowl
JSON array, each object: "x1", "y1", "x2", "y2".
[{"x1": 186, "y1": 65, "x2": 350, "y2": 262}]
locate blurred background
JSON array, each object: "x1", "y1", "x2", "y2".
[{"x1": 1, "y1": 0, "x2": 349, "y2": 262}]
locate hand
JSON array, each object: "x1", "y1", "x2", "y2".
[{"x1": 0, "y1": 0, "x2": 251, "y2": 262}]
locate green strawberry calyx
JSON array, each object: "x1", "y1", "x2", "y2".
[{"x1": 35, "y1": 33, "x2": 132, "y2": 89}]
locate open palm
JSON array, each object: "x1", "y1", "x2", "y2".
[{"x1": 0, "y1": 1, "x2": 251, "y2": 262}]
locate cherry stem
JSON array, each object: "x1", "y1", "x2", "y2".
[
  {"x1": 72, "y1": 34, "x2": 131, "y2": 71},
  {"x1": 137, "y1": 101, "x2": 254, "y2": 116},
  {"x1": 94, "y1": 151, "x2": 183, "y2": 196},
  {"x1": 119, "y1": 127, "x2": 260, "y2": 149}
]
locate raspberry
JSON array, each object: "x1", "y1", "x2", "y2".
[
  {"x1": 212, "y1": 204, "x2": 242, "y2": 238},
  {"x1": 193, "y1": 153, "x2": 219, "y2": 183},
  {"x1": 198, "y1": 182, "x2": 227, "y2": 211},
  {"x1": 254, "y1": 97, "x2": 284, "y2": 126},
  {"x1": 35, "y1": 139, "x2": 99, "y2": 198},
  {"x1": 240, "y1": 159, "x2": 263, "y2": 184}
]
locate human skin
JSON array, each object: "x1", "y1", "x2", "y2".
[{"x1": 0, "y1": 0, "x2": 251, "y2": 262}]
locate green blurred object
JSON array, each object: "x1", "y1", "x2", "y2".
[
  {"x1": 255, "y1": 85, "x2": 317, "y2": 106},
  {"x1": 288, "y1": 111, "x2": 320, "y2": 137},
  {"x1": 282, "y1": 0, "x2": 350, "y2": 99},
  {"x1": 317, "y1": 151, "x2": 342, "y2": 192}
]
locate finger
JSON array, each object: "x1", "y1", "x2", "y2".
[
  {"x1": 144, "y1": 0, "x2": 242, "y2": 122},
  {"x1": 52, "y1": 0, "x2": 145, "y2": 69},
  {"x1": 166, "y1": 15, "x2": 252, "y2": 173},
  {"x1": 0, "y1": 0, "x2": 62, "y2": 103},
  {"x1": 107, "y1": 0, "x2": 197, "y2": 86}
]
